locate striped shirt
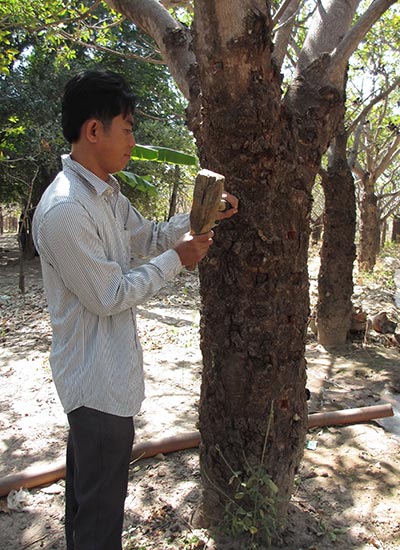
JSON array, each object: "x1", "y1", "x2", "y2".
[{"x1": 32, "y1": 154, "x2": 190, "y2": 417}]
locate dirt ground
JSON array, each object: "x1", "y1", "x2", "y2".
[{"x1": 1, "y1": 232, "x2": 400, "y2": 550}]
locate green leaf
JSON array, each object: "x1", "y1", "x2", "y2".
[
  {"x1": 117, "y1": 171, "x2": 158, "y2": 197},
  {"x1": 131, "y1": 144, "x2": 197, "y2": 166}
]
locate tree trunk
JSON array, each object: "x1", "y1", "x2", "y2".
[
  {"x1": 311, "y1": 213, "x2": 324, "y2": 244},
  {"x1": 317, "y1": 128, "x2": 356, "y2": 347},
  {"x1": 18, "y1": 208, "x2": 37, "y2": 260},
  {"x1": 190, "y1": 3, "x2": 345, "y2": 537},
  {"x1": 167, "y1": 165, "x2": 180, "y2": 220},
  {"x1": 381, "y1": 219, "x2": 387, "y2": 249},
  {"x1": 391, "y1": 215, "x2": 400, "y2": 243},
  {"x1": 358, "y1": 178, "x2": 380, "y2": 272},
  {"x1": 196, "y1": 145, "x2": 310, "y2": 530}
]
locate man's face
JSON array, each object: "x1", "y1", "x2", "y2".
[{"x1": 96, "y1": 113, "x2": 136, "y2": 176}]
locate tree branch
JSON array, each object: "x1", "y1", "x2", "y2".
[
  {"x1": 375, "y1": 135, "x2": 400, "y2": 180},
  {"x1": 272, "y1": 0, "x2": 301, "y2": 70},
  {"x1": 348, "y1": 117, "x2": 364, "y2": 169},
  {"x1": 298, "y1": 0, "x2": 359, "y2": 76},
  {"x1": 328, "y1": 0, "x2": 398, "y2": 82},
  {"x1": 57, "y1": 29, "x2": 165, "y2": 65},
  {"x1": 347, "y1": 76, "x2": 400, "y2": 135},
  {"x1": 159, "y1": 0, "x2": 192, "y2": 8},
  {"x1": 272, "y1": 0, "x2": 297, "y2": 26},
  {"x1": 352, "y1": 159, "x2": 365, "y2": 180},
  {"x1": 135, "y1": 108, "x2": 185, "y2": 121},
  {"x1": 103, "y1": 0, "x2": 196, "y2": 99}
]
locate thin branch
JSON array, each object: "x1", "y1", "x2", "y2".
[
  {"x1": 379, "y1": 189, "x2": 400, "y2": 202},
  {"x1": 273, "y1": 11, "x2": 297, "y2": 34},
  {"x1": 272, "y1": 0, "x2": 301, "y2": 69},
  {"x1": 135, "y1": 108, "x2": 185, "y2": 121},
  {"x1": 347, "y1": 77, "x2": 400, "y2": 135},
  {"x1": 57, "y1": 29, "x2": 165, "y2": 65},
  {"x1": 89, "y1": 15, "x2": 128, "y2": 32},
  {"x1": 0, "y1": 154, "x2": 40, "y2": 164},
  {"x1": 375, "y1": 135, "x2": 400, "y2": 180}
]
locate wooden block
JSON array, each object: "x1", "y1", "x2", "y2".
[{"x1": 190, "y1": 169, "x2": 225, "y2": 236}]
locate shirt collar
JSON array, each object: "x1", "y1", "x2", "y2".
[{"x1": 61, "y1": 154, "x2": 120, "y2": 197}]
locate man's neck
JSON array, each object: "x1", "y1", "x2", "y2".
[{"x1": 70, "y1": 145, "x2": 109, "y2": 182}]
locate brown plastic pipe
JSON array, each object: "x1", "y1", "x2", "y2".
[
  {"x1": 307, "y1": 402, "x2": 393, "y2": 429},
  {"x1": 0, "y1": 404, "x2": 393, "y2": 497},
  {"x1": 0, "y1": 431, "x2": 201, "y2": 498}
]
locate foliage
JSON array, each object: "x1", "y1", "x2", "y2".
[
  {"x1": 117, "y1": 144, "x2": 197, "y2": 199},
  {"x1": 0, "y1": 0, "x2": 160, "y2": 74},
  {"x1": 213, "y1": 404, "x2": 280, "y2": 549},
  {"x1": 346, "y1": 6, "x2": 400, "y2": 220},
  {"x1": 169, "y1": 5, "x2": 193, "y2": 27},
  {"x1": 221, "y1": 458, "x2": 280, "y2": 549},
  {"x1": 360, "y1": 242, "x2": 400, "y2": 291},
  {"x1": 117, "y1": 171, "x2": 158, "y2": 197},
  {"x1": 124, "y1": 119, "x2": 197, "y2": 220},
  {"x1": 131, "y1": 144, "x2": 197, "y2": 166},
  {"x1": 0, "y1": 46, "x2": 65, "y2": 206}
]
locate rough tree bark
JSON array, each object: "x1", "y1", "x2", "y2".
[
  {"x1": 192, "y1": 4, "x2": 311, "y2": 524},
  {"x1": 317, "y1": 127, "x2": 356, "y2": 347}
]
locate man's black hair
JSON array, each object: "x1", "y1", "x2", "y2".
[{"x1": 62, "y1": 70, "x2": 136, "y2": 143}]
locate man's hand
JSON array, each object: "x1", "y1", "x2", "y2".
[
  {"x1": 174, "y1": 231, "x2": 214, "y2": 267},
  {"x1": 216, "y1": 191, "x2": 239, "y2": 221}
]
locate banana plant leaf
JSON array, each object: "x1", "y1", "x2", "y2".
[
  {"x1": 131, "y1": 144, "x2": 197, "y2": 166},
  {"x1": 117, "y1": 171, "x2": 158, "y2": 197}
]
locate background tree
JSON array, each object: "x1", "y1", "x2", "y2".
[
  {"x1": 347, "y1": 8, "x2": 400, "y2": 272},
  {"x1": 317, "y1": 124, "x2": 357, "y2": 347},
  {"x1": 315, "y1": 8, "x2": 400, "y2": 346},
  {"x1": 316, "y1": 83, "x2": 400, "y2": 346},
  {"x1": 353, "y1": 105, "x2": 400, "y2": 271}
]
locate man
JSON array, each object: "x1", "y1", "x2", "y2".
[{"x1": 32, "y1": 69, "x2": 238, "y2": 550}]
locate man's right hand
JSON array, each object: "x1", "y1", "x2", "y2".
[{"x1": 174, "y1": 231, "x2": 213, "y2": 267}]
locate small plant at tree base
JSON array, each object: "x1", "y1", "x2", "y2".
[{"x1": 212, "y1": 403, "x2": 281, "y2": 549}]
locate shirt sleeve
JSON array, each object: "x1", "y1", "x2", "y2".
[
  {"x1": 35, "y1": 201, "x2": 185, "y2": 317},
  {"x1": 122, "y1": 199, "x2": 190, "y2": 259}
]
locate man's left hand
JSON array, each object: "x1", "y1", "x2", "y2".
[{"x1": 216, "y1": 191, "x2": 239, "y2": 220}]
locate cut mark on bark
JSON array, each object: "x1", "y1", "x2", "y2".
[{"x1": 278, "y1": 398, "x2": 289, "y2": 410}]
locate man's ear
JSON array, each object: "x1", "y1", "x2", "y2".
[{"x1": 84, "y1": 119, "x2": 100, "y2": 143}]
